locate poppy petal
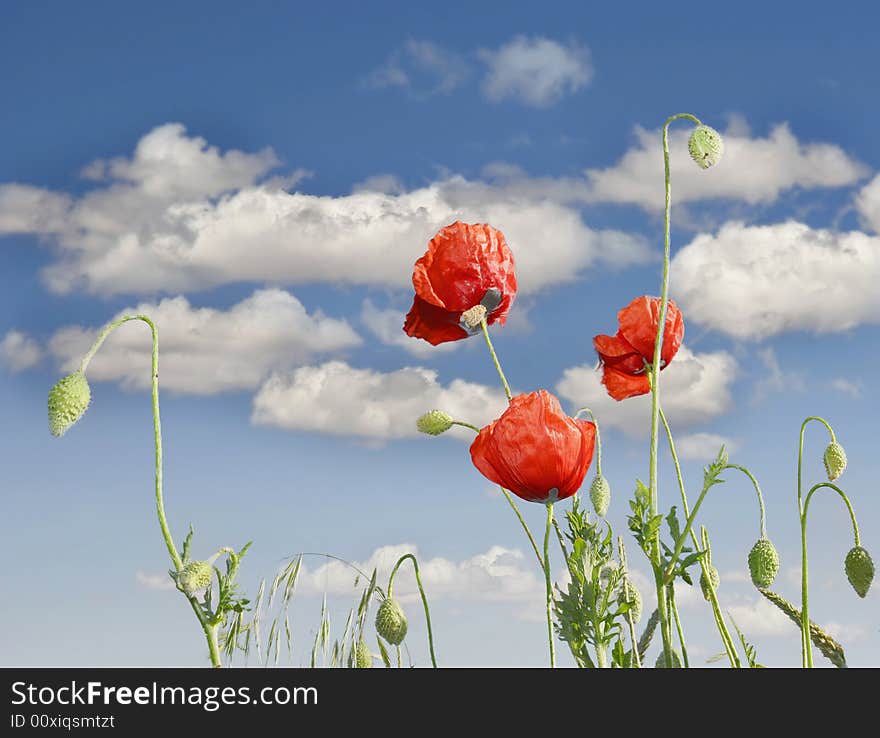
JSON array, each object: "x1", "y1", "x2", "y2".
[
  {"x1": 601, "y1": 365, "x2": 651, "y2": 401},
  {"x1": 403, "y1": 296, "x2": 468, "y2": 345},
  {"x1": 617, "y1": 296, "x2": 684, "y2": 366}
]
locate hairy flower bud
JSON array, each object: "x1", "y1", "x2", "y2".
[
  {"x1": 375, "y1": 598, "x2": 408, "y2": 645},
  {"x1": 416, "y1": 410, "x2": 454, "y2": 436},
  {"x1": 355, "y1": 640, "x2": 372, "y2": 669},
  {"x1": 844, "y1": 546, "x2": 874, "y2": 598},
  {"x1": 48, "y1": 372, "x2": 91, "y2": 437},
  {"x1": 618, "y1": 580, "x2": 642, "y2": 623},
  {"x1": 589, "y1": 475, "x2": 611, "y2": 517},
  {"x1": 823, "y1": 441, "x2": 847, "y2": 482},
  {"x1": 688, "y1": 125, "x2": 724, "y2": 169},
  {"x1": 748, "y1": 538, "x2": 780, "y2": 588},
  {"x1": 700, "y1": 565, "x2": 721, "y2": 601},
  {"x1": 178, "y1": 560, "x2": 214, "y2": 595},
  {"x1": 655, "y1": 650, "x2": 683, "y2": 668}
]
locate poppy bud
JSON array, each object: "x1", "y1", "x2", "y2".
[
  {"x1": 178, "y1": 560, "x2": 214, "y2": 595},
  {"x1": 748, "y1": 538, "x2": 780, "y2": 588},
  {"x1": 844, "y1": 546, "x2": 874, "y2": 598},
  {"x1": 688, "y1": 125, "x2": 724, "y2": 169},
  {"x1": 655, "y1": 650, "x2": 683, "y2": 668},
  {"x1": 598, "y1": 561, "x2": 618, "y2": 587},
  {"x1": 375, "y1": 598, "x2": 408, "y2": 645},
  {"x1": 416, "y1": 410, "x2": 454, "y2": 436},
  {"x1": 589, "y1": 475, "x2": 611, "y2": 517},
  {"x1": 700, "y1": 565, "x2": 721, "y2": 601},
  {"x1": 618, "y1": 580, "x2": 642, "y2": 623},
  {"x1": 355, "y1": 640, "x2": 372, "y2": 669},
  {"x1": 48, "y1": 371, "x2": 91, "y2": 437},
  {"x1": 823, "y1": 441, "x2": 847, "y2": 482}
]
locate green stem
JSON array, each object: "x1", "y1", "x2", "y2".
[
  {"x1": 575, "y1": 407, "x2": 602, "y2": 476},
  {"x1": 542, "y1": 502, "x2": 556, "y2": 668},
  {"x1": 387, "y1": 554, "x2": 438, "y2": 668},
  {"x1": 617, "y1": 536, "x2": 641, "y2": 668},
  {"x1": 81, "y1": 315, "x2": 221, "y2": 668},
  {"x1": 479, "y1": 318, "x2": 512, "y2": 401},
  {"x1": 800, "y1": 482, "x2": 860, "y2": 668},
  {"x1": 668, "y1": 585, "x2": 689, "y2": 668},
  {"x1": 648, "y1": 113, "x2": 701, "y2": 664}
]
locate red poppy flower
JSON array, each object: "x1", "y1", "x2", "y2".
[
  {"x1": 470, "y1": 390, "x2": 596, "y2": 504},
  {"x1": 403, "y1": 221, "x2": 517, "y2": 345},
  {"x1": 593, "y1": 296, "x2": 684, "y2": 401}
]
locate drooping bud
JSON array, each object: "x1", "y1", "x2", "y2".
[
  {"x1": 416, "y1": 410, "x2": 454, "y2": 436},
  {"x1": 748, "y1": 538, "x2": 780, "y2": 588},
  {"x1": 688, "y1": 125, "x2": 724, "y2": 169},
  {"x1": 618, "y1": 580, "x2": 642, "y2": 623},
  {"x1": 589, "y1": 475, "x2": 611, "y2": 517},
  {"x1": 700, "y1": 565, "x2": 721, "y2": 601},
  {"x1": 823, "y1": 441, "x2": 847, "y2": 482},
  {"x1": 48, "y1": 371, "x2": 91, "y2": 437},
  {"x1": 375, "y1": 598, "x2": 408, "y2": 645},
  {"x1": 844, "y1": 546, "x2": 874, "y2": 598},
  {"x1": 178, "y1": 560, "x2": 214, "y2": 595},
  {"x1": 655, "y1": 649, "x2": 683, "y2": 668},
  {"x1": 355, "y1": 640, "x2": 372, "y2": 669}
]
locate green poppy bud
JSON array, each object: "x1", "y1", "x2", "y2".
[
  {"x1": 355, "y1": 640, "x2": 372, "y2": 669},
  {"x1": 416, "y1": 410, "x2": 454, "y2": 436},
  {"x1": 599, "y1": 561, "x2": 618, "y2": 588},
  {"x1": 700, "y1": 565, "x2": 721, "y2": 601},
  {"x1": 655, "y1": 650, "x2": 683, "y2": 668},
  {"x1": 844, "y1": 546, "x2": 874, "y2": 598},
  {"x1": 618, "y1": 580, "x2": 642, "y2": 623},
  {"x1": 178, "y1": 560, "x2": 214, "y2": 595},
  {"x1": 375, "y1": 598, "x2": 408, "y2": 645},
  {"x1": 823, "y1": 441, "x2": 847, "y2": 482},
  {"x1": 48, "y1": 372, "x2": 91, "y2": 437},
  {"x1": 589, "y1": 475, "x2": 611, "y2": 517},
  {"x1": 688, "y1": 125, "x2": 724, "y2": 169},
  {"x1": 748, "y1": 538, "x2": 780, "y2": 588}
]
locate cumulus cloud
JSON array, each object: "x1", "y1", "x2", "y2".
[
  {"x1": 830, "y1": 378, "x2": 863, "y2": 398},
  {"x1": 672, "y1": 221, "x2": 880, "y2": 340},
  {"x1": 478, "y1": 36, "x2": 592, "y2": 107},
  {"x1": 726, "y1": 596, "x2": 791, "y2": 636},
  {"x1": 585, "y1": 122, "x2": 867, "y2": 211},
  {"x1": 0, "y1": 124, "x2": 652, "y2": 297},
  {"x1": 855, "y1": 172, "x2": 880, "y2": 233},
  {"x1": 252, "y1": 361, "x2": 507, "y2": 440},
  {"x1": 555, "y1": 346, "x2": 737, "y2": 437},
  {"x1": 49, "y1": 289, "x2": 361, "y2": 394},
  {"x1": 135, "y1": 571, "x2": 175, "y2": 591},
  {"x1": 0, "y1": 330, "x2": 43, "y2": 372},
  {"x1": 675, "y1": 432, "x2": 738, "y2": 461},
  {"x1": 364, "y1": 40, "x2": 470, "y2": 97},
  {"x1": 360, "y1": 299, "x2": 456, "y2": 357}
]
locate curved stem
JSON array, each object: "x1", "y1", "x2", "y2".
[
  {"x1": 575, "y1": 407, "x2": 602, "y2": 476},
  {"x1": 724, "y1": 464, "x2": 767, "y2": 539},
  {"x1": 800, "y1": 482, "x2": 861, "y2": 669},
  {"x1": 451, "y1": 420, "x2": 482, "y2": 433},
  {"x1": 797, "y1": 417, "x2": 835, "y2": 512},
  {"x1": 543, "y1": 503, "x2": 556, "y2": 668},
  {"x1": 387, "y1": 554, "x2": 438, "y2": 668},
  {"x1": 479, "y1": 318, "x2": 512, "y2": 401}
]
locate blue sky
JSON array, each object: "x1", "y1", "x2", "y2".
[{"x1": 2, "y1": 1, "x2": 878, "y2": 667}]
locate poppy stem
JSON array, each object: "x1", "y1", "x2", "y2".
[
  {"x1": 617, "y1": 536, "x2": 642, "y2": 668},
  {"x1": 575, "y1": 407, "x2": 602, "y2": 476},
  {"x1": 543, "y1": 502, "x2": 557, "y2": 668},
  {"x1": 658, "y1": 407, "x2": 740, "y2": 666},
  {"x1": 667, "y1": 584, "x2": 689, "y2": 667},
  {"x1": 799, "y1": 482, "x2": 860, "y2": 668},
  {"x1": 388, "y1": 553, "x2": 438, "y2": 668},
  {"x1": 479, "y1": 318, "x2": 512, "y2": 401}
]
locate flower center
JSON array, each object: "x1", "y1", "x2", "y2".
[{"x1": 460, "y1": 288, "x2": 503, "y2": 333}]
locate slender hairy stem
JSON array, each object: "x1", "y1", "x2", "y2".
[
  {"x1": 617, "y1": 537, "x2": 641, "y2": 668},
  {"x1": 648, "y1": 113, "x2": 701, "y2": 664},
  {"x1": 658, "y1": 408, "x2": 739, "y2": 666},
  {"x1": 81, "y1": 315, "x2": 221, "y2": 667},
  {"x1": 796, "y1": 416, "x2": 835, "y2": 663},
  {"x1": 479, "y1": 318, "x2": 512, "y2": 401},
  {"x1": 542, "y1": 503, "x2": 556, "y2": 667},
  {"x1": 800, "y1": 482, "x2": 860, "y2": 668},
  {"x1": 387, "y1": 554, "x2": 438, "y2": 668},
  {"x1": 575, "y1": 407, "x2": 602, "y2": 476},
  {"x1": 668, "y1": 585, "x2": 689, "y2": 668},
  {"x1": 724, "y1": 464, "x2": 767, "y2": 538}
]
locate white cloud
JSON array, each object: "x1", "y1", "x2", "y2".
[
  {"x1": 830, "y1": 378, "x2": 863, "y2": 398},
  {"x1": 479, "y1": 36, "x2": 592, "y2": 107},
  {"x1": 360, "y1": 299, "x2": 456, "y2": 357},
  {"x1": 585, "y1": 122, "x2": 867, "y2": 211},
  {"x1": 0, "y1": 125, "x2": 652, "y2": 297},
  {"x1": 823, "y1": 621, "x2": 866, "y2": 644},
  {"x1": 675, "y1": 433, "x2": 738, "y2": 461},
  {"x1": 252, "y1": 361, "x2": 507, "y2": 440},
  {"x1": 365, "y1": 40, "x2": 470, "y2": 97},
  {"x1": 751, "y1": 347, "x2": 805, "y2": 404},
  {"x1": 726, "y1": 596, "x2": 791, "y2": 636},
  {"x1": 855, "y1": 173, "x2": 880, "y2": 233},
  {"x1": 555, "y1": 346, "x2": 737, "y2": 437},
  {"x1": 135, "y1": 571, "x2": 175, "y2": 591},
  {"x1": 295, "y1": 544, "x2": 544, "y2": 607},
  {"x1": 49, "y1": 289, "x2": 361, "y2": 394},
  {"x1": 672, "y1": 221, "x2": 880, "y2": 340},
  {"x1": 0, "y1": 330, "x2": 43, "y2": 372}
]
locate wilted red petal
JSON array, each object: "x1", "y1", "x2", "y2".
[
  {"x1": 403, "y1": 296, "x2": 469, "y2": 345},
  {"x1": 617, "y1": 296, "x2": 684, "y2": 366},
  {"x1": 470, "y1": 390, "x2": 595, "y2": 503},
  {"x1": 593, "y1": 332, "x2": 645, "y2": 375},
  {"x1": 412, "y1": 221, "x2": 517, "y2": 317},
  {"x1": 601, "y1": 365, "x2": 650, "y2": 401}
]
